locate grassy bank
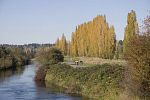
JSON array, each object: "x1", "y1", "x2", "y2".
[{"x1": 45, "y1": 64, "x2": 124, "y2": 99}]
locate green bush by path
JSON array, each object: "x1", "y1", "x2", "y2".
[
  {"x1": 45, "y1": 64, "x2": 124, "y2": 99},
  {"x1": 36, "y1": 47, "x2": 64, "y2": 65}
]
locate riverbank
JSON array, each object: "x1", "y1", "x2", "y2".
[
  {"x1": 44, "y1": 63, "x2": 125, "y2": 99},
  {"x1": 34, "y1": 48, "x2": 130, "y2": 99},
  {"x1": 0, "y1": 58, "x2": 31, "y2": 70},
  {"x1": 0, "y1": 46, "x2": 31, "y2": 70}
]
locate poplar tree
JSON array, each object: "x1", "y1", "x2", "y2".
[
  {"x1": 69, "y1": 15, "x2": 116, "y2": 59},
  {"x1": 55, "y1": 38, "x2": 60, "y2": 49},
  {"x1": 123, "y1": 10, "x2": 138, "y2": 53},
  {"x1": 55, "y1": 33, "x2": 68, "y2": 55}
]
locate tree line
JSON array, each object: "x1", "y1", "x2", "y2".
[
  {"x1": 55, "y1": 10, "x2": 138, "y2": 59},
  {"x1": 0, "y1": 46, "x2": 28, "y2": 69},
  {"x1": 0, "y1": 43, "x2": 54, "y2": 69},
  {"x1": 56, "y1": 15, "x2": 116, "y2": 59}
]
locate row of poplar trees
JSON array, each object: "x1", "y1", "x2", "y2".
[{"x1": 56, "y1": 10, "x2": 138, "y2": 59}]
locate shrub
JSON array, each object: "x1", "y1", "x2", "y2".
[
  {"x1": 37, "y1": 47, "x2": 64, "y2": 65},
  {"x1": 35, "y1": 47, "x2": 64, "y2": 81}
]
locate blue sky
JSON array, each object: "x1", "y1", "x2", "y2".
[{"x1": 0, "y1": 0, "x2": 149, "y2": 44}]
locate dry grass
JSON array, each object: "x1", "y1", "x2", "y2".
[{"x1": 69, "y1": 57, "x2": 127, "y2": 66}]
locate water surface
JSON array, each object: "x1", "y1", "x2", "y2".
[{"x1": 0, "y1": 63, "x2": 82, "y2": 100}]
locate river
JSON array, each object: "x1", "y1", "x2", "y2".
[{"x1": 0, "y1": 63, "x2": 83, "y2": 100}]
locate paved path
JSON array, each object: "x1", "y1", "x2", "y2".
[{"x1": 63, "y1": 61, "x2": 86, "y2": 68}]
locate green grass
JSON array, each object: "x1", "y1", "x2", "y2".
[{"x1": 45, "y1": 63, "x2": 125, "y2": 99}]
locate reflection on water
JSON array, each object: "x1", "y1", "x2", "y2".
[
  {"x1": 0, "y1": 67, "x2": 25, "y2": 83},
  {"x1": 0, "y1": 63, "x2": 82, "y2": 100},
  {"x1": 44, "y1": 82, "x2": 86, "y2": 99}
]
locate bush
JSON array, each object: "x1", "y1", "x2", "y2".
[
  {"x1": 35, "y1": 47, "x2": 64, "y2": 81},
  {"x1": 37, "y1": 47, "x2": 64, "y2": 65}
]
